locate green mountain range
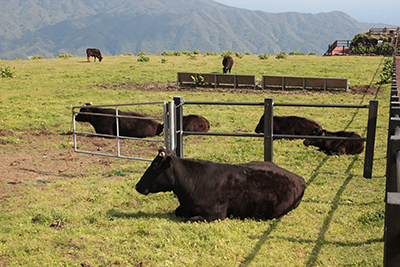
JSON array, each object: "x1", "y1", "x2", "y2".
[{"x1": 0, "y1": 0, "x2": 391, "y2": 60}]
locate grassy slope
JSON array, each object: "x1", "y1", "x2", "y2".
[{"x1": 0, "y1": 54, "x2": 389, "y2": 266}]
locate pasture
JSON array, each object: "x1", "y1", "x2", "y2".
[{"x1": 0, "y1": 54, "x2": 390, "y2": 266}]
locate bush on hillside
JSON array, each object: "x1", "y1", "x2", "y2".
[
  {"x1": 276, "y1": 51, "x2": 287, "y2": 59},
  {"x1": 29, "y1": 55, "x2": 45, "y2": 60},
  {"x1": 137, "y1": 55, "x2": 150, "y2": 62},
  {"x1": 1, "y1": 66, "x2": 16, "y2": 78},
  {"x1": 57, "y1": 54, "x2": 74, "y2": 59}
]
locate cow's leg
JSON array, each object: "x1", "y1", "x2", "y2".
[
  {"x1": 87, "y1": 56, "x2": 90, "y2": 62},
  {"x1": 94, "y1": 56, "x2": 96, "y2": 62}
]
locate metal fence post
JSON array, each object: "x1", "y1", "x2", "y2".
[
  {"x1": 168, "y1": 101, "x2": 175, "y2": 151},
  {"x1": 174, "y1": 96, "x2": 183, "y2": 158},
  {"x1": 363, "y1": 100, "x2": 378, "y2": 178},
  {"x1": 384, "y1": 192, "x2": 400, "y2": 267},
  {"x1": 263, "y1": 97, "x2": 273, "y2": 162}
]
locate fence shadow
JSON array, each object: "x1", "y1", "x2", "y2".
[
  {"x1": 239, "y1": 155, "x2": 330, "y2": 266},
  {"x1": 305, "y1": 155, "x2": 360, "y2": 266}
]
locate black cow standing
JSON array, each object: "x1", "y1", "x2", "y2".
[
  {"x1": 136, "y1": 148, "x2": 306, "y2": 222},
  {"x1": 222, "y1": 55, "x2": 234, "y2": 74},
  {"x1": 75, "y1": 104, "x2": 163, "y2": 138},
  {"x1": 303, "y1": 127, "x2": 364, "y2": 155},
  {"x1": 182, "y1": 115, "x2": 210, "y2": 132},
  {"x1": 255, "y1": 115, "x2": 322, "y2": 139},
  {"x1": 86, "y1": 48, "x2": 103, "y2": 62}
]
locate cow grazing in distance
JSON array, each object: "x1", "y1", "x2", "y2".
[
  {"x1": 182, "y1": 115, "x2": 210, "y2": 132},
  {"x1": 255, "y1": 115, "x2": 322, "y2": 139},
  {"x1": 136, "y1": 148, "x2": 306, "y2": 222},
  {"x1": 86, "y1": 48, "x2": 102, "y2": 62},
  {"x1": 222, "y1": 55, "x2": 234, "y2": 74},
  {"x1": 303, "y1": 127, "x2": 364, "y2": 155},
  {"x1": 75, "y1": 103, "x2": 163, "y2": 138}
]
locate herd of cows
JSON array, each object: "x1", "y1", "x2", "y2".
[
  {"x1": 78, "y1": 50, "x2": 364, "y2": 222},
  {"x1": 75, "y1": 104, "x2": 364, "y2": 156},
  {"x1": 75, "y1": 103, "x2": 363, "y2": 222}
]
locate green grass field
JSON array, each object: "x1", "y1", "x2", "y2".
[{"x1": 0, "y1": 54, "x2": 390, "y2": 266}]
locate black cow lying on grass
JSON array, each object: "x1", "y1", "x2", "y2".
[
  {"x1": 86, "y1": 48, "x2": 102, "y2": 62},
  {"x1": 182, "y1": 115, "x2": 210, "y2": 132},
  {"x1": 303, "y1": 127, "x2": 364, "y2": 155},
  {"x1": 255, "y1": 115, "x2": 322, "y2": 139},
  {"x1": 222, "y1": 55, "x2": 234, "y2": 74},
  {"x1": 75, "y1": 103, "x2": 163, "y2": 138},
  {"x1": 136, "y1": 148, "x2": 306, "y2": 222}
]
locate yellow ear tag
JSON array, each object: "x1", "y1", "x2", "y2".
[{"x1": 322, "y1": 131, "x2": 326, "y2": 136}]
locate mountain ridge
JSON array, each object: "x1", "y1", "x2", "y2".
[{"x1": 0, "y1": 0, "x2": 392, "y2": 60}]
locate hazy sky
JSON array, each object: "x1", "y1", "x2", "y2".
[{"x1": 214, "y1": 0, "x2": 400, "y2": 26}]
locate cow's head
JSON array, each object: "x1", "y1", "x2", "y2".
[
  {"x1": 303, "y1": 127, "x2": 325, "y2": 146},
  {"x1": 75, "y1": 103, "x2": 93, "y2": 122},
  {"x1": 98, "y1": 55, "x2": 103, "y2": 62},
  {"x1": 135, "y1": 148, "x2": 175, "y2": 195},
  {"x1": 222, "y1": 67, "x2": 228, "y2": 74}
]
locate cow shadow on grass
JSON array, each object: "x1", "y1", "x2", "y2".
[
  {"x1": 240, "y1": 151, "x2": 373, "y2": 266},
  {"x1": 106, "y1": 209, "x2": 183, "y2": 222}
]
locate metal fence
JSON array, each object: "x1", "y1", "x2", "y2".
[
  {"x1": 72, "y1": 101, "x2": 170, "y2": 162},
  {"x1": 172, "y1": 96, "x2": 378, "y2": 178},
  {"x1": 384, "y1": 47, "x2": 400, "y2": 266}
]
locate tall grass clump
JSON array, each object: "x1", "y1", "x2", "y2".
[{"x1": 0, "y1": 66, "x2": 16, "y2": 78}]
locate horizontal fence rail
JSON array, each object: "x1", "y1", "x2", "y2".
[
  {"x1": 72, "y1": 101, "x2": 168, "y2": 162},
  {"x1": 173, "y1": 96, "x2": 377, "y2": 178}
]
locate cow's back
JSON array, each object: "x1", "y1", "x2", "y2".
[{"x1": 182, "y1": 115, "x2": 210, "y2": 132}]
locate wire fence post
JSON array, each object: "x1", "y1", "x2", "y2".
[
  {"x1": 263, "y1": 97, "x2": 273, "y2": 162},
  {"x1": 363, "y1": 100, "x2": 378, "y2": 178},
  {"x1": 174, "y1": 96, "x2": 183, "y2": 158}
]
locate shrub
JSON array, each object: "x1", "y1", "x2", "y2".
[
  {"x1": 203, "y1": 51, "x2": 217, "y2": 56},
  {"x1": 245, "y1": 52, "x2": 251, "y2": 55},
  {"x1": 57, "y1": 54, "x2": 74, "y2": 59},
  {"x1": 221, "y1": 51, "x2": 234, "y2": 57},
  {"x1": 127, "y1": 52, "x2": 134, "y2": 56},
  {"x1": 1, "y1": 66, "x2": 16, "y2": 78},
  {"x1": 161, "y1": 58, "x2": 168, "y2": 63},
  {"x1": 161, "y1": 51, "x2": 182, "y2": 56},
  {"x1": 137, "y1": 52, "x2": 146, "y2": 57},
  {"x1": 28, "y1": 55, "x2": 45, "y2": 60},
  {"x1": 258, "y1": 54, "x2": 269, "y2": 60},
  {"x1": 378, "y1": 58, "x2": 393, "y2": 84},
  {"x1": 289, "y1": 51, "x2": 306, "y2": 55},
  {"x1": 189, "y1": 54, "x2": 197, "y2": 60},
  {"x1": 137, "y1": 55, "x2": 150, "y2": 62},
  {"x1": 235, "y1": 52, "x2": 244, "y2": 59},
  {"x1": 182, "y1": 50, "x2": 192, "y2": 55},
  {"x1": 276, "y1": 51, "x2": 287, "y2": 59},
  {"x1": 193, "y1": 49, "x2": 200, "y2": 55},
  {"x1": 308, "y1": 52, "x2": 316, "y2": 55}
]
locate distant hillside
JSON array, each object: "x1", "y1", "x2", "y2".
[{"x1": 0, "y1": 0, "x2": 391, "y2": 60}]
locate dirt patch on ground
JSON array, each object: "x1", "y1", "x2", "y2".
[
  {"x1": 0, "y1": 82, "x2": 383, "y2": 191},
  {"x1": 96, "y1": 82, "x2": 383, "y2": 95}
]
